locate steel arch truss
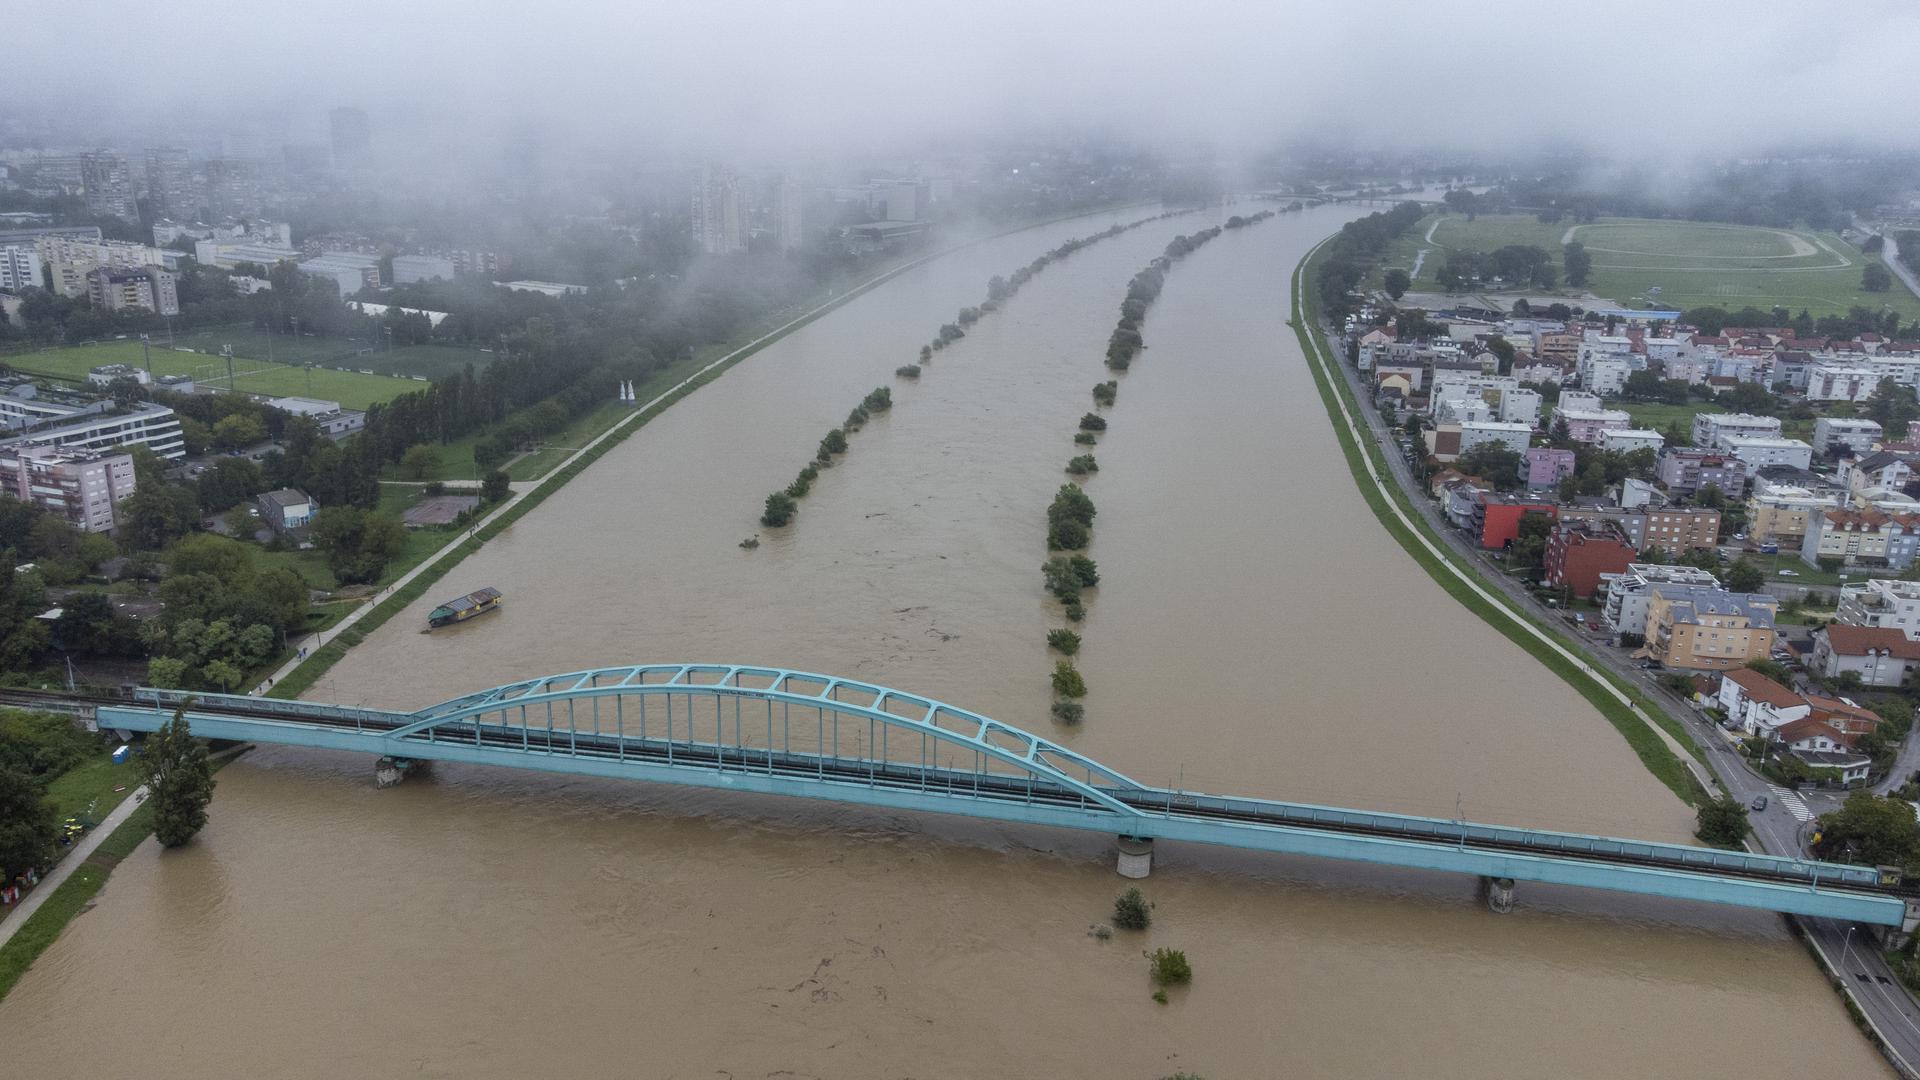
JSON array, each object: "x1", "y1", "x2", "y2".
[{"x1": 395, "y1": 663, "x2": 1150, "y2": 817}]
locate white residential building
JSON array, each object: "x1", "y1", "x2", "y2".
[
  {"x1": 498, "y1": 280, "x2": 586, "y2": 297},
  {"x1": 1457, "y1": 420, "x2": 1532, "y2": 456},
  {"x1": 1601, "y1": 428, "x2": 1664, "y2": 454},
  {"x1": 1722, "y1": 435, "x2": 1813, "y2": 475},
  {"x1": 1693, "y1": 412, "x2": 1783, "y2": 449},
  {"x1": 1434, "y1": 396, "x2": 1495, "y2": 424},
  {"x1": 1835, "y1": 578, "x2": 1920, "y2": 640},
  {"x1": 1499, "y1": 387, "x2": 1542, "y2": 428},
  {"x1": 0, "y1": 243, "x2": 41, "y2": 291},
  {"x1": 1600, "y1": 563, "x2": 1722, "y2": 636},
  {"x1": 1804, "y1": 364, "x2": 1881, "y2": 403},
  {"x1": 299, "y1": 252, "x2": 381, "y2": 296},
  {"x1": 0, "y1": 444, "x2": 135, "y2": 533},
  {"x1": 3, "y1": 403, "x2": 185, "y2": 459},
  {"x1": 1716, "y1": 669, "x2": 1809, "y2": 737},
  {"x1": 1581, "y1": 356, "x2": 1632, "y2": 396},
  {"x1": 1559, "y1": 391, "x2": 1603, "y2": 413},
  {"x1": 1812, "y1": 417, "x2": 1883, "y2": 458},
  {"x1": 193, "y1": 239, "x2": 299, "y2": 270},
  {"x1": 37, "y1": 235, "x2": 165, "y2": 298},
  {"x1": 391, "y1": 254, "x2": 455, "y2": 283}
]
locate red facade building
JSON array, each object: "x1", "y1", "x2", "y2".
[{"x1": 1544, "y1": 520, "x2": 1638, "y2": 597}]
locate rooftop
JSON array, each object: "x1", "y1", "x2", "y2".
[
  {"x1": 1722, "y1": 668, "x2": 1802, "y2": 708},
  {"x1": 1819, "y1": 624, "x2": 1920, "y2": 659}
]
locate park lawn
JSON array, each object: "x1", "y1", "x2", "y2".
[
  {"x1": 1369, "y1": 213, "x2": 1441, "y2": 287},
  {"x1": 43, "y1": 754, "x2": 141, "y2": 823},
  {"x1": 505, "y1": 446, "x2": 572, "y2": 481},
  {"x1": 249, "y1": 517, "x2": 465, "y2": 595},
  {"x1": 391, "y1": 348, "x2": 714, "y2": 484},
  {"x1": 1428, "y1": 215, "x2": 1572, "y2": 257},
  {"x1": 1615, "y1": 400, "x2": 1723, "y2": 432},
  {"x1": 134, "y1": 326, "x2": 490, "y2": 381},
  {"x1": 1744, "y1": 548, "x2": 1846, "y2": 587},
  {"x1": 250, "y1": 545, "x2": 336, "y2": 590},
  {"x1": 334, "y1": 342, "x2": 489, "y2": 381},
  {"x1": 6, "y1": 339, "x2": 415, "y2": 410}
]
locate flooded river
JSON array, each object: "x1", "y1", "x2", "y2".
[{"x1": 0, "y1": 205, "x2": 1888, "y2": 1077}]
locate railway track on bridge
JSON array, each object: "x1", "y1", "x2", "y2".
[{"x1": 20, "y1": 683, "x2": 1908, "y2": 910}]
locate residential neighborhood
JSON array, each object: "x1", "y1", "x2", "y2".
[{"x1": 1350, "y1": 299, "x2": 1920, "y2": 797}]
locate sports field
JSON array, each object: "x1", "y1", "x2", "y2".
[
  {"x1": 2, "y1": 338, "x2": 417, "y2": 411},
  {"x1": 1382, "y1": 214, "x2": 1920, "y2": 319},
  {"x1": 0, "y1": 327, "x2": 490, "y2": 410}
]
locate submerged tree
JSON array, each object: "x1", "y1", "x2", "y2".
[{"x1": 140, "y1": 707, "x2": 215, "y2": 848}]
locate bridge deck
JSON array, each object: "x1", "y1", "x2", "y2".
[{"x1": 91, "y1": 681, "x2": 1910, "y2": 927}]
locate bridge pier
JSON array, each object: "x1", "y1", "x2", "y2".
[
  {"x1": 1481, "y1": 876, "x2": 1516, "y2": 915},
  {"x1": 374, "y1": 756, "x2": 414, "y2": 788},
  {"x1": 1115, "y1": 836, "x2": 1154, "y2": 879}
]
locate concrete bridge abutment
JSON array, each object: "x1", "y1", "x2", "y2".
[
  {"x1": 1116, "y1": 836, "x2": 1154, "y2": 879},
  {"x1": 1480, "y1": 876, "x2": 1516, "y2": 914}
]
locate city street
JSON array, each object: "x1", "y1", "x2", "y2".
[{"x1": 1327, "y1": 319, "x2": 1920, "y2": 1075}]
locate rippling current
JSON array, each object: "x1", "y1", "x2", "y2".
[{"x1": 0, "y1": 204, "x2": 1888, "y2": 1078}]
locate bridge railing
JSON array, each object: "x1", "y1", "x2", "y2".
[
  {"x1": 1129, "y1": 787, "x2": 1882, "y2": 888},
  {"x1": 130, "y1": 689, "x2": 409, "y2": 733}
]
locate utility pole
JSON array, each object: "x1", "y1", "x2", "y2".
[{"x1": 223, "y1": 344, "x2": 235, "y2": 392}]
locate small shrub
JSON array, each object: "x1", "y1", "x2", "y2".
[
  {"x1": 786, "y1": 478, "x2": 810, "y2": 498},
  {"x1": 920, "y1": 345, "x2": 932, "y2": 362},
  {"x1": 896, "y1": 364, "x2": 921, "y2": 379},
  {"x1": 739, "y1": 536, "x2": 759, "y2": 549},
  {"x1": 1048, "y1": 517, "x2": 1090, "y2": 550},
  {"x1": 845, "y1": 406, "x2": 868, "y2": 431},
  {"x1": 1051, "y1": 661, "x2": 1087, "y2": 698},
  {"x1": 798, "y1": 464, "x2": 818, "y2": 482},
  {"x1": 821, "y1": 428, "x2": 848, "y2": 455},
  {"x1": 1089, "y1": 923, "x2": 1112, "y2": 941},
  {"x1": 1148, "y1": 948, "x2": 1191, "y2": 986},
  {"x1": 1042, "y1": 557, "x2": 1085, "y2": 602},
  {"x1": 1051, "y1": 699, "x2": 1084, "y2": 723},
  {"x1": 1092, "y1": 381, "x2": 1117, "y2": 406},
  {"x1": 1073, "y1": 431, "x2": 1097, "y2": 446},
  {"x1": 1113, "y1": 888, "x2": 1152, "y2": 930},
  {"x1": 1047, "y1": 628, "x2": 1081, "y2": 655},
  {"x1": 424, "y1": 481, "x2": 446, "y2": 496},
  {"x1": 1068, "y1": 556, "x2": 1099, "y2": 587},
  {"x1": 1079, "y1": 412, "x2": 1108, "y2": 432},
  {"x1": 761, "y1": 492, "x2": 797, "y2": 527},
  {"x1": 1064, "y1": 602, "x2": 1085, "y2": 622},
  {"x1": 1151, "y1": 989, "x2": 1168, "y2": 1004},
  {"x1": 864, "y1": 386, "x2": 893, "y2": 411},
  {"x1": 1066, "y1": 454, "x2": 1098, "y2": 476}
]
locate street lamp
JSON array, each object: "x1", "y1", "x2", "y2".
[{"x1": 1844, "y1": 925, "x2": 1857, "y2": 970}]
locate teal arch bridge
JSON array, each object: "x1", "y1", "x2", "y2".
[{"x1": 89, "y1": 663, "x2": 1912, "y2": 928}]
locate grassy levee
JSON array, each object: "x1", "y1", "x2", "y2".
[
  {"x1": 270, "y1": 202, "x2": 1158, "y2": 701},
  {"x1": 0, "y1": 748, "x2": 244, "y2": 1004},
  {"x1": 269, "y1": 355, "x2": 739, "y2": 700},
  {"x1": 1291, "y1": 241, "x2": 1706, "y2": 807}
]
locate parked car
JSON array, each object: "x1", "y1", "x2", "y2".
[
  {"x1": 1750, "y1": 795, "x2": 1769, "y2": 811},
  {"x1": 1778, "y1": 569, "x2": 1799, "y2": 577}
]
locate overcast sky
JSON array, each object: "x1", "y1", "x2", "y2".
[{"x1": 5, "y1": 0, "x2": 1918, "y2": 161}]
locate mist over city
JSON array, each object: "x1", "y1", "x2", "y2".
[{"x1": 7, "y1": 3, "x2": 1920, "y2": 1078}]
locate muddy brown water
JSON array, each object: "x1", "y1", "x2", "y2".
[{"x1": 0, "y1": 205, "x2": 1888, "y2": 1078}]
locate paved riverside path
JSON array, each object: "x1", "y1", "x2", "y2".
[
  {"x1": 245, "y1": 231, "x2": 1020, "y2": 696},
  {"x1": 0, "y1": 786, "x2": 148, "y2": 950},
  {"x1": 1298, "y1": 253, "x2": 1920, "y2": 1076}
]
